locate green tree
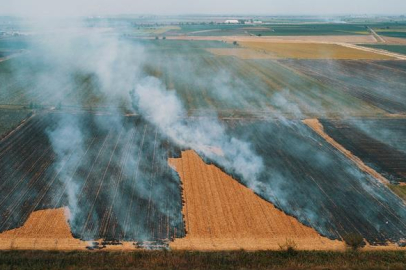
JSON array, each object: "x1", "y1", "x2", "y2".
[{"x1": 343, "y1": 233, "x2": 365, "y2": 251}]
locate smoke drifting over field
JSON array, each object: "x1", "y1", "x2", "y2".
[
  {"x1": 46, "y1": 115, "x2": 84, "y2": 222},
  {"x1": 2, "y1": 18, "x2": 406, "y2": 246},
  {"x1": 1, "y1": 21, "x2": 186, "y2": 240},
  {"x1": 130, "y1": 76, "x2": 265, "y2": 189},
  {"x1": 2, "y1": 20, "x2": 268, "y2": 241},
  {"x1": 2, "y1": 21, "x2": 270, "y2": 240}
]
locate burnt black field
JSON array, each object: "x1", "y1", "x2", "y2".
[
  {"x1": 1, "y1": 22, "x2": 406, "y2": 253},
  {"x1": 205, "y1": 120, "x2": 406, "y2": 245},
  {"x1": 280, "y1": 59, "x2": 406, "y2": 114},
  {"x1": 0, "y1": 113, "x2": 185, "y2": 241},
  {"x1": 1, "y1": 114, "x2": 406, "y2": 245},
  {"x1": 321, "y1": 118, "x2": 406, "y2": 184}
]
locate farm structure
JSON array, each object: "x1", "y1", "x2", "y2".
[{"x1": 0, "y1": 113, "x2": 185, "y2": 242}]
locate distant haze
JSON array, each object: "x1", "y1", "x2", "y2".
[{"x1": 1, "y1": 0, "x2": 406, "y2": 17}]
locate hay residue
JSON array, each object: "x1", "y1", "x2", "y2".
[
  {"x1": 169, "y1": 150, "x2": 344, "y2": 251},
  {"x1": 0, "y1": 208, "x2": 87, "y2": 250}
]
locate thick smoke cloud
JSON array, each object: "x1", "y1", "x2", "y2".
[
  {"x1": 46, "y1": 115, "x2": 84, "y2": 222},
  {"x1": 131, "y1": 76, "x2": 265, "y2": 189}
]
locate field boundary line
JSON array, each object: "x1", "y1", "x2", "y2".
[
  {"x1": 0, "y1": 112, "x2": 35, "y2": 143},
  {"x1": 338, "y1": 43, "x2": 406, "y2": 60},
  {"x1": 303, "y1": 119, "x2": 390, "y2": 186},
  {"x1": 367, "y1": 27, "x2": 386, "y2": 43}
]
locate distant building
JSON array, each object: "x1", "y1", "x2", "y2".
[
  {"x1": 244, "y1": 19, "x2": 263, "y2": 25},
  {"x1": 225, "y1": 20, "x2": 239, "y2": 24}
]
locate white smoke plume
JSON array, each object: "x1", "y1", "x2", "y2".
[{"x1": 131, "y1": 76, "x2": 265, "y2": 189}]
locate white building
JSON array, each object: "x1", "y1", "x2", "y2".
[{"x1": 225, "y1": 20, "x2": 239, "y2": 24}]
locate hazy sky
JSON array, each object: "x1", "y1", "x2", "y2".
[{"x1": 1, "y1": 0, "x2": 405, "y2": 17}]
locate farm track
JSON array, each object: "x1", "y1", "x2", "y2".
[{"x1": 341, "y1": 43, "x2": 406, "y2": 60}]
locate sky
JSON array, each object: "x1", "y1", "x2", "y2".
[{"x1": 1, "y1": 0, "x2": 405, "y2": 17}]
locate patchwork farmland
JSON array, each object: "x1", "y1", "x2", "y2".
[{"x1": 1, "y1": 17, "x2": 406, "y2": 255}]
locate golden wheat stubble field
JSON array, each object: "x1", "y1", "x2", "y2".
[
  {"x1": 2, "y1": 148, "x2": 405, "y2": 251},
  {"x1": 168, "y1": 150, "x2": 344, "y2": 251},
  {"x1": 0, "y1": 208, "x2": 87, "y2": 250},
  {"x1": 238, "y1": 42, "x2": 394, "y2": 60}
]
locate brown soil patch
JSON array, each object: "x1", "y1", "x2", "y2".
[
  {"x1": 303, "y1": 119, "x2": 390, "y2": 185},
  {"x1": 168, "y1": 150, "x2": 344, "y2": 251},
  {"x1": 0, "y1": 208, "x2": 88, "y2": 250}
]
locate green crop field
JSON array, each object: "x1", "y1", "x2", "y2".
[
  {"x1": 246, "y1": 24, "x2": 369, "y2": 36},
  {"x1": 159, "y1": 23, "x2": 372, "y2": 36},
  {"x1": 378, "y1": 31, "x2": 406, "y2": 38},
  {"x1": 1, "y1": 250, "x2": 406, "y2": 270}
]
